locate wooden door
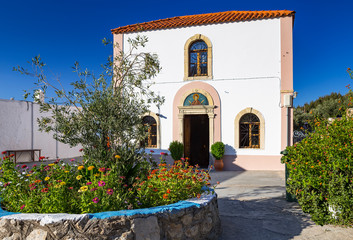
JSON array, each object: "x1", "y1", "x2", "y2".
[{"x1": 184, "y1": 114, "x2": 209, "y2": 168}]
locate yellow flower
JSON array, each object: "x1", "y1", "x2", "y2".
[
  {"x1": 26, "y1": 174, "x2": 31, "y2": 177},
  {"x1": 76, "y1": 175, "x2": 83, "y2": 180},
  {"x1": 79, "y1": 186, "x2": 88, "y2": 192},
  {"x1": 45, "y1": 177, "x2": 50, "y2": 181},
  {"x1": 94, "y1": 173, "x2": 100, "y2": 177},
  {"x1": 54, "y1": 185, "x2": 60, "y2": 188},
  {"x1": 60, "y1": 181, "x2": 66, "y2": 185},
  {"x1": 78, "y1": 166, "x2": 84, "y2": 170},
  {"x1": 65, "y1": 171, "x2": 69, "y2": 173},
  {"x1": 88, "y1": 166, "x2": 95, "y2": 171},
  {"x1": 115, "y1": 155, "x2": 121, "y2": 159},
  {"x1": 48, "y1": 163, "x2": 54, "y2": 167}
]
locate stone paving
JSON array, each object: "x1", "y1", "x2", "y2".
[{"x1": 210, "y1": 171, "x2": 353, "y2": 240}]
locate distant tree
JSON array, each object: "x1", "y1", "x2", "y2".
[{"x1": 293, "y1": 69, "x2": 353, "y2": 131}]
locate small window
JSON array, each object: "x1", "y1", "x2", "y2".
[
  {"x1": 239, "y1": 113, "x2": 260, "y2": 148},
  {"x1": 189, "y1": 40, "x2": 208, "y2": 77},
  {"x1": 142, "y1": 116, "x2": 157, "y2": 148}
]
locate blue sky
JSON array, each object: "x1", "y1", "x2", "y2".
[{"x1": 0, "y1": 0, "x2": 352, "y2": 106}]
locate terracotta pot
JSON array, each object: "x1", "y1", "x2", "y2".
[{"x1": 214, "y1": 159, "x2": 224, "y2": 171}]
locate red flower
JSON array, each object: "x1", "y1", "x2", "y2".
[
  {"x1": 160, "y1": 152, "x2": 168, "y2": 156},
  {"x1": 9, "y1": 154, "x2": 14, "y2": 157},
  {"x1": 21, "y1": 164, "x2": 27, "y2": 169},
  {"x1": 39, "y1": 156, "x2": 45, "y2": 160},
  {"x1": 1, "y1": 151, "x2": 6, "y2": 154},
  {"x1": 41, "y1": 188, "x2": 48, "y2": 193},
  {"x1": 166, "y1": 189, "x2": 171, "y2": 194},
  {"x1": 79, "y1": 149, "x2": 83, "y2": 152},
  {"x1": 150, "y1": 150, "x2": 154, "y2": 153}
]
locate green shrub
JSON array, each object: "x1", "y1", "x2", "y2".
[
  {"x1": 211, "y1": 142, "x2": 225, "y2": 160},
  {"x1": 169, "y1": 141, "x2": 184, "y2": 160},
  {"x1": 281, "y1": 114, "x2": 353, "y2": 225}
]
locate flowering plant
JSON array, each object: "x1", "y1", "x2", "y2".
[
  {"x1": 281, "y1": 69, "x2": 353, "y2": 225},
  {"x1": 0, "y1": 154, "x2": 213, "y2": 214}
]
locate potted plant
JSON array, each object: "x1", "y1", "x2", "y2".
[
  {"x1": 211, "y1": 142, "x2": 225, "y2": 171},
  {"x1": 169, "y1": 141, "x2": 184, "y2": 161}
]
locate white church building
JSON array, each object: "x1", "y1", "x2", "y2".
[{"x1": 111, "y1": 10, "x2": 295, "y2": 170}]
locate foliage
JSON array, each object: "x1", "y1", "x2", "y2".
[
  {"x1": 13, "y1": 36, "x2": 165, "y2": 169},
  {"x1": 168, "y1": 141, "x2": 184, "y2": 160},
  {"x1": 294, "y1": 91, "x2": 353, "y2": 130},
  {"x1": 281, "y1": 68, "x2": 353, "y2": 225},
  {"x1": 0, "y1": 154, "x2": 213, "y2": 213},
  {"x1": 211, "y1": 142, "x2": 225, "y2": 160}
]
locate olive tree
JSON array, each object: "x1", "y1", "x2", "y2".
[{"x1": 14, "y1": 36, "x2": 164, "y2": 178}]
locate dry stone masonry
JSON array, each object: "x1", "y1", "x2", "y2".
[{"x1": 0, "y1": 191, "x2": 221, "y2": 240}]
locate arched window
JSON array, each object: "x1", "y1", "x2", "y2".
[
  {"x1": 239, "y1": 113, "x2": 260, "y2": 148},
  {"x1": 184, "y1": 34, "x2": 212, "y2": 81},
  {"x1": 189, "y1": 41, "x2": 208, "y2": 77},
  {"x1": 142, "y1": 116, "x2": 157, "y2": 148}
]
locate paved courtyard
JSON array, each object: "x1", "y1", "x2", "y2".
[{"x1": 210, "y1": 171, "x2": 353, "y2": 240}]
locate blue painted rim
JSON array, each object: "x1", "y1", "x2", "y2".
[{"x1": 0, "y1": 187, "x2": 214, "y2": 219}]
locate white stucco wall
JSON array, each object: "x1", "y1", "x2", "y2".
[
  {"x1": 0, "y1": 99, "x2": 82, "y2": 162},
  {"x1": 118, "y1": 18, "x2": 283, "y2": 156}
]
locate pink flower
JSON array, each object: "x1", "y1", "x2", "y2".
[
  {"x1": 90, "y1": 187, "x2": 97, "y2": 192},
  {"x1": 20, "y1": 205, "x2": 25, "y2": 210},
  {"x1": 86, "y1": 182, "x2": 92, "y2": 185},
  {"x1": 106, "y1": 189, "x2": 114, "y2": 195},
  {"x1": 70, "y1": 159, "x2": 75, "y2": 162},
  {"x1": 92, "y1": 197, "x2": 99, "y2": 203},
  {"x1": 32, "y1": 164, "x2": 37, "y2": 168},
  {"x1": 98, "y1": 181, "x2": 106, "y2": 187}
]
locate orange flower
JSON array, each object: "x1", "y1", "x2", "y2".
[
  {"x1": 166, "y1": 189, "x2": 171, "y2": 194},
  {"x1": 34, "y1": 180, "x2": 41, "y2": 183},
  {"x1": 163, "y1": 194, "x2": 168, "y2": 199}
]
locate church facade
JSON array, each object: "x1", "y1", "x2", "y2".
[{"x1": 111, "y1": 10, "x2": 295, "y2": 170}]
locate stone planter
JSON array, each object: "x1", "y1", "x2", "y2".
[{"x1": 0, "y1": 191, "x2": 221, "y2": 240}]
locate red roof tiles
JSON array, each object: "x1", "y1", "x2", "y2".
[{"x1": 111, "y1": 10, "x2": 295, "y2": 34}]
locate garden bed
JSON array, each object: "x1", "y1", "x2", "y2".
[{"x1": 0, "y1": 191, "x2": 221, "y2": 240}]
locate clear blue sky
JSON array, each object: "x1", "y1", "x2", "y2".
[{"x1": 0, "y1": 0, "x2": 352, "y2": 106}]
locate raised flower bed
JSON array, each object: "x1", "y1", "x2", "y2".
[{"x1": 0, "y1": 191, "x2": 221, "y2": 240}]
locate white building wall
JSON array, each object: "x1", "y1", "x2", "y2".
[
  {"x1": 121, "y1": 18, "x2": 283, "y2": 156},
  {"x1": 0, "y1": 99, "x2": 82, "y2": 162}
]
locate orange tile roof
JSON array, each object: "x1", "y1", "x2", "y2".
[{"x1": 111, "y1": 10, "x2": 295, "y2": 34}]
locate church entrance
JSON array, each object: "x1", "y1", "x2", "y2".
[{"x1": 183, "y1": 114, "x2": 209, "y2": 168}]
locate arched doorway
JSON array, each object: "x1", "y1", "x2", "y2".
[{"x1": 178, "y1": 91, "x2": 215, "y2": 168}]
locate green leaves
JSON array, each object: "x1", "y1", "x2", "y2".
[{"x1": 282, "y1": 113, "x2": 353, "y2": 225}]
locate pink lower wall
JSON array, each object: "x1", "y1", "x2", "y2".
[
  {"x1": 149, "y1": 154, "x2": 285, "y2": 171},
  {"x1": 223, "y1": 155, "x2": 285, "y2": 171}
]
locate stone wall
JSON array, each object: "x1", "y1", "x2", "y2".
[{"x1": 0, "y1": 192, "x2": 221, "y2": 240}]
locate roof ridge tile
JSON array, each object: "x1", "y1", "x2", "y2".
[{"x1": 111, "y1": 10, "x2": 295, "y2": 34}]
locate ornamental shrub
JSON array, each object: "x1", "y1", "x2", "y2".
[
  {"x1": 0, "y1": 154, "x2": 213, "y2": 213},
  {"x1": 211, "y1": 142, "x2": 225, "y2": 160},
  {"x1": 169, "y1": 141, "x2": 184, "y2": 160},
  {"x1": 281, "y1": 70, "x2": 353, "y2": 225}
]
